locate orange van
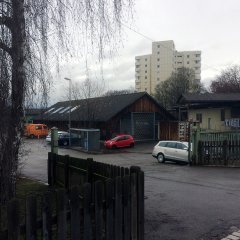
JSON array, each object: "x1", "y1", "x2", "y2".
[{"x1": 24, "y1": 124, "x2": 49, "y2": 138}]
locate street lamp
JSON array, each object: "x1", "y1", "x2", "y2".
[{"x1": 64, "y1": 77, "x2": 72, "y2": 146}]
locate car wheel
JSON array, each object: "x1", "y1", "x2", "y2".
[
  {"x1": 130, "y1": 143, "x2": 134, "y2": 148},
  {"x1": 157, "y1": 153, "x2": 165, "y2": 163},
  {"x1": 112, "y1": 145, "x2": 117, "y2": 149},
  {"x1": 63, "y1": 140, "x2": 69, "y2": 146}
]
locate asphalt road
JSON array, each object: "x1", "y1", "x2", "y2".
[{"x1": 22, "y1": 139, "x2": 240, "y2": 240}]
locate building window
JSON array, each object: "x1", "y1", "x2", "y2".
[
  {"x1": 145, "y1": 64, "x2": 147, "y2": 67},
  {"x1": 196, "y1": 54, "x2": 200, "y2": 57},
  {"x1": 157, "y1": 58, "x2": 160, "y2": 61},
  {"x1": 145, "y1": 76, "x2": 147, "y2": 79},
  {"x1": 145, "y1": 58, "x2": 147, "y2": 61},
  {"x1": 187, "y1": 61, "x2": 189, "y2": 64},
  {"x1": 196, "y1": 113, "x2": 202, "y2": 123},
  {"x1": 221, "y1": 109, "x2": 225, "y2": 121},
  {"x1": 187, "y1": 55, "x2": 190, "y2": 58},
  {"x1": 177, "y1": 62, "x2": 182, "y2": 64},
  {"x1": 157, "y1": 78, "x2": 160, "y2": 81},
  {"x1": 157, "y1": 51, "x2": 160, "y2": 54},
  {"x1": 177, "y1": 55, "x2": 182, "y2": 58},
  {"x1": 157, "y1": 45, "x2": 160, "y2": 48},
  {"x1": 208, "y1": 118, "x2": 211, "y2": 129},
  {"x1": 136, "y1": 65, "x2": 140, "y2": 68},
  {"x1": 145, "y1": 70, "x2": 147, "y2": 73},
  {"x1": 157, "y1": 65, "x2": 160, "y2": 68},
  {"x1": 195, "y1": 67, "x2": 199, "y2": 70},
  {"x1": 195, "y1": 60, "x2": 200, "y2": 64}
]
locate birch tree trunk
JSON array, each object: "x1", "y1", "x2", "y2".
[{"x1": 0, "y1": 0, "x2": 26, "y2": 203}]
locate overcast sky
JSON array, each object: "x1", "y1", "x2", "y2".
[{"x1": 51, "y1": 0, "x2": 240, "y2": 104}]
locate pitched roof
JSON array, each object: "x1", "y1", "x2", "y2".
[
  {"x1": 35, "y1": 92, "x2": 173, "y2": 122},
  {"x1": 178, "y1": 93, "x2": 240, "y2": 104}
]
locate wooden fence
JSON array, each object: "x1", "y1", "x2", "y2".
[
  {"x1": 1, "y1": 175, "x2": 144, "y2": 240},
  {"x1": 197, "y1": 131, "x2": 240, "y2": 166}
]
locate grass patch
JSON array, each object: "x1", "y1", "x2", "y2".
[{"x1": 16, "y1": 177, "x2": 48, "y2": 199}]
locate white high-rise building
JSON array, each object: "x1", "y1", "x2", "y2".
[{"x1": 135, "y1": 40, "x2": 201, "y2": 94}]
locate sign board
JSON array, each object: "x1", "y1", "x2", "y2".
[{"x1": 225, "y1": 118, "x2": 240, "y2": 128}]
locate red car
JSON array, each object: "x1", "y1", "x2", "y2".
[{"x1": 104, "y1": 134, "x2": 135, "y2": 149}]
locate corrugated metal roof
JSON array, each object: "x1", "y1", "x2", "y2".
[{"x1": 35, "y1": 92, "x2": 173, "y2": 122}]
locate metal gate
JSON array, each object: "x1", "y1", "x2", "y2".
[{"x1": 132, "y1": 113, "x2": 155, "y2": 140}]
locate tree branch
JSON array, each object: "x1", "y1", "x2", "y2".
[{"x1": 0, "y1": 39, "x2": 12, "y2": 56}]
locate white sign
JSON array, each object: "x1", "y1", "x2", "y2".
[{"x1": 225, "y1": 118, "x2": 240, "y2": 128}]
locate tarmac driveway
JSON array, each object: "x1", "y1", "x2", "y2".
[{"x1": 22, "y1": 139, "x2": 240, "y2": 240}]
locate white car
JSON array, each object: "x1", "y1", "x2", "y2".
[
  {"x1": 152, "y1": 141, "x2": 190, "y2": 163},
  {"x1": 46, "y1": 131, "x2": 68, "y2": 144}
]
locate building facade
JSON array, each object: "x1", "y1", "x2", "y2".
[{"x1": 135, "y1": 40, "x2": 201, "y2": 94}]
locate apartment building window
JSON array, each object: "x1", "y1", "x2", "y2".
[
  {"x1": 157, "y1": 58, "x2": 160, "y2": 61},
  {"x1": 221, "y1": 109, "x2": 225, "y2": 121},
  {"x1": 196, "y1": 113, "x2": 202, "y2": 123},
  {"x1": 187, "y1": 61, "x2": 189, "y2": 64},
  {"x1": 145, "y1": 70, "x2": 147, "y2": 73},
  {"x1": 196, "y1": 54, "x2": 200, "y2": 57},
  {"x1": 145, "y1": 64, "x2": 147, "y2": 67},
  {"x1": 187, "y1": 55, "x2": 190, "y2": 58},
  {"x1": 157, "y1": 65, "x2": 160, "y2": 68},
  {"x1": 157, "y1": 45, "x2": 160, "y2": 48},
  {"x1": 157, "y1": 51, "x2": 160, "y2": 54},
  {"x1": 145, "y1": 76, "x2": 147, "y2": 79},
  {"x1": 145, "y1": 58, "x2": 147, "y2": 61},
  {"x1": 136, "y1": 65, "x2": 140, "y2": 68},
  {"x1": 177, "y1": 55, "x2": 182, "y2": 58},
  {"x1": 195, "y1": 67, "x2": 199, "y2": 70},
  {"x1": 177, "y1": 62, "x2": 182, "y2": 64},
  {"x1": 195, "y1": 60, "x2": 200, "y2": 64},
  {"x1": 157, "y1": 78, "x2": 160, "y2": 81}
]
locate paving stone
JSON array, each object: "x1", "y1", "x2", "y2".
[
  {"x1": 233, "y1": 232, "x2": 240, "y2": 237},
  {"x1": 226, "y1": 235, "x2": 240, "y2": 240}
]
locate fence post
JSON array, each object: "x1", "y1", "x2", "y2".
[
  {"x1": 105, "y1": 179, "x2": 114, "y2": 240},
  {"x1": 7, "y1": 199, "x2": 20, "y2": 240},
  {"x1": 223, "y1": 139, "x2": 228, "y2": 166},
  {"x1": 123, "y1": 175, "x2": 131, "y2": 240},
  {"x1": 42, "y1": 191, "x2": 53, "y2": 240},
  {"x1": 26, "y1": 195, "x2": 37, "y2": 240},
  {"x1": 51, "y1": 127, "x2": 58, "y2": 154},
  {"x1": 83, "y1": 183, "x2": 92, "y2": 240},
  {"x1": 95, "y1": 181, "x2": 104, "y2": 240},
  {"x1": 70, "y1": 186, "x2": 81, "y2": 240},
  {"x1": 130, "y1": 166, "x2": 140, "y2": 240},
  {"x1": 115, "y1": 176, "x2": 123, "y2": 240},
  {"x1": 48, "y1": 152, "x2": 53, "y2": 186},
  {"x1": 57, "y1": 189, "x2": 67, "y2": 240},
  {"x1": 86, "y1": 158, "x2": 94, "y2": 183},
  {"x1": 138, "y1": 171, "x2": 144, "y2": 240},
  {"x1": 64, "y1": 155, "x2": 70, "y2": 190}
]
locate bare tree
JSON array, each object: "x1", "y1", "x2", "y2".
[
  {"x1": 210, "y1": 65, "x2": 240, "y2": 93},
  {"x1": 71, "y1": 71, "x2": 105, "y2": 128},
  {"x1": 0, "y1": 0, "x2": 134, "y2": 203},
  {"x1": 103, "y1": 87, "x2": 137, "y2": 96},
  {"x1": 154, "y1": 67, "x2": 205, "y2": 109}
]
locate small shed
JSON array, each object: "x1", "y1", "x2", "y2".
[{"x1": 71, "y1": 128, "x2": 100, "y2": 152}]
